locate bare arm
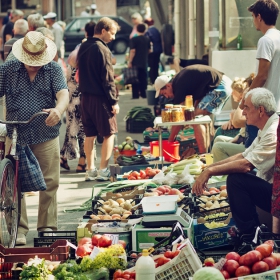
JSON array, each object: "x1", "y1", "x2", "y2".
[
  {"x1": 128, "y1": 49, "x2": 136, "y2": 68},
  {"x1": 43, "y1": 89, "x2": 69, "y2": 126},
  {"x1": 5, "y1": 34, "x2": 12, "y2": 42},
  {"x1": 240, "y1": 59, "x2": 270, "y2": 109},
  {"x1": 192, "y1": 153, "x2": 254, "y2": 195},
  {"x1": 231, "y1": 107, "x2": 246, "y2": 128}
]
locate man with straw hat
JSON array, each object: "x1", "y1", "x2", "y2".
[{"x1": 0, "y1": 31, "x2": 69, "y2": 245}]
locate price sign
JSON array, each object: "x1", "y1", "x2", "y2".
[{"x1": 104, "y1": 233, "x2": 119, "y2": 244}]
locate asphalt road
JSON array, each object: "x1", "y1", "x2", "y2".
[{"x1": 19, "y1": 53, "x2": 154, "y2": 247}]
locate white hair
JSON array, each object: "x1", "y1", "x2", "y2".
[
  {"x1": 131, "y1": 12, "x2": 143, "y2": 21},
  {"x1": 13, "y1": 19, "x2": 28, "y2": 35},
  {"x1": 27, "y1": 13, "x2": 45, "y2": 30},
  {"x1": 245, "y1": 87, "x2": 277, "y2": 116}
]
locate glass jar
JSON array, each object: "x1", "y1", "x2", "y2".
[
  {"x1": 184, "y1": 107, "x2": 195, "y2": 121},
  {"x1": 161, "y1": 108, "x2": 172, "y2": 122},
  {"x1": 185, "y1": 95, "x2": 193, "y2": 109},
  {"x1": 165, "y1": 104, "x2": 174, "y2": 109},
  {"x1": 174, "y1": 105, "x2": 184, "y2": 121},
  {"x1": 171, "y1": 108, "x2": 182, "y2": 122}
]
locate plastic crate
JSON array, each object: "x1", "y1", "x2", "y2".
[
  {"x1": 0, "y1": 240, "x2": 69, "y2": 279},
  {"x1": 34, "y1": 231, "x2": 77, "y2": 259},
  {"x1": 155, "y1": 239, "x2": 202, "y2": 279},
  {"x1": 126, "y1": 119, "x2": 154, "y2": 133}
]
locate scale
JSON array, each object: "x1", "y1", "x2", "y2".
[{"x1": 141, "y1": 207, "x2": 192, "y2": 228}]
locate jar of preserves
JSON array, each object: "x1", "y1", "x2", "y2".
[
  {"x1": 161, "y1": 108, "x2": 172, "y2": 122},
  {"x1": 184, "y1": 107, "x2": 195, "y2": 121},
  {"x1": 174, "y1": 105, "x2": 184, "y2": 121},
  {"x1": 165, "y1": 104, "x2": 174, "y2": 109},
  {"x1": 171, "y1": 108, "x2": 182, "y2": 122},
  {"x1": 185, "y1": 95, "x2": 193, "y2": 109}
]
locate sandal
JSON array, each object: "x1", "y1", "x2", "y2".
[
  {"x1": 76, "y1": 164, "x2": 86, "y2": 173},
  {"x1": 60, "y1": 158, "x2": 70, "y2": 170}
]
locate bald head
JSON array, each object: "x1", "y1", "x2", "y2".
[{"x1": 13, "y1": 19, "x2": 28, "y2": 36}]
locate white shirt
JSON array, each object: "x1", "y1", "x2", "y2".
[
  {"x1": 256, "y1": 29, "x2": 280, "y2": 112},
  {"x1": 80, "y1": 11, "x2": 90, "y2": 17},
  {"x1": 50, "y1": 22, "x2": 63, "y2": 51},
  {"x1": 242, "y1": 113, "x2": 279, "y2": 183}
]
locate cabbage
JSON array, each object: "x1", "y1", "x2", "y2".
[{"x1": 193, "y1": 267, "x2": 224, "y2": 280}]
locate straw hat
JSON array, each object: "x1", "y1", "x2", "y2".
[{"x1": 12, "y1": 31, "x2": 57, "y2": 66}]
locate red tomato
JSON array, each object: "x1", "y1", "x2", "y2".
[
  {"x1": 173, "y1": 250, "x2": 180, "y2": 257},
  {"x1": 78, "y1": 237, "x2": 92, "y2": 246},
  {"x1": 263, "y1": 256, "x2": 277, "y2": 270},
  {"x1": 271, "y1": 253, "x2": 280, "y2": 265},
  {"x1": 264, "y1": 240, "x2": 275, "y2": 248},
  {"x1": 243, "y1": 250, "x2": 262, "y2": 266},
  {"x1": 225, "y1": 252, "x2": 240, "y2": 262},
  {"x1": 235, "y1": 266, "x2": 251, "y2": 277},
  {"x1": 164, "y1": 250, "x2": 173, "y2": 259},
  {"x1": 223, "y1": 260, "x2": 240, "y2": 277},
  {"x1": 252, "y1": 261, "x2": 269, "y2": 274},
  {"x1": 98, "y1": 235, "x2": 112, "y2": 247},
  {"x1": 122, "y1": 275, "x2": 130, "y2": 280},
  {"x1": 113, "y1": 270, "x2": 123, "y2": 279},
  {"x1": 91, "y1": 234, "x2": 102, "y2": 246},
  {"x1": 76, "y1": 244, "x2": 92, "y2": 257},
  {"x1": 220, "y1": 270, "x2": 230, "y2": 279},
  {"x1": 255, "y1": 244, "x2": 273, "y2": 258}
]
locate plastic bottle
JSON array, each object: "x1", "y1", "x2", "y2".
[
  {"x1": 237, "y1": 34, "x2": 242, "y2": 50},
  {"x1": 135, "y1": 249, "x2": 155, "y2": 280}
]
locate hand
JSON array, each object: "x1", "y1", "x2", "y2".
[
  {"x1": 112, "y1": 103, "x2": 120, "y2": 115},
  {"x1": 43, "y1": 108, "x2": 61, "y2": 126},
  {"x1": 128, "y1": 62, "x2": 132, "y2": 68},
  {"x1": 221, "y1": 120, "x2": 233, "y2": 130},
  {"x1": 192, "y1": 169, "x2": 211, "y2": 196}
]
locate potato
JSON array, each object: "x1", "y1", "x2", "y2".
[
  {"x1": 102, "y1": 205, "x2": 112, "y2": 213},
  {"x1": 198, "y1": 203, "x2": 205, "y2": 208},
  {"x1": 220, "y1": 201, "x2": 229, "y2": 207},
  {"x1": 116, "y1": 198, "x2": 125, "y2": 205},
  {"x1": 122, "y1": 213, "x2": 130, "y2": 219},
  {"x1": 112, "y1": 214, "x2": 121, "y2": 219},
  {"x1": 210, "y1": 195, "x2": 218, "y2": 201},
  {"x1": 90, "y1": 214, "x2": 99, "y2": 220},
  {"x1": 103, "y1": 215, "x2": 112, "y2": 220},
  {"x1": 115, "y1": 193, "x2": 122, "y2": 197}
]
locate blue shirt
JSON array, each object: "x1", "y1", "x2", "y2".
[
  {"x1": 145, "y1": 26, "x2": 162, "y2": 54},
  {"x1": 0, "y1": 60, "x2": 67, "y2": 145}
]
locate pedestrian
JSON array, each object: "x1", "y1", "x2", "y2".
[
  {"x1": 90, "y1": 4, "x2": 101, "y2": 16},
  {"x1": 0, "y1": 9, "x2": 11, "y2": 60},
  {"x1": 43, "y1": 12, "x2": 63, "y2": 58},
  {"x1": 3, "y1": 10, "x2": 24, "y2": 45},
  {"x1": 244, "y1": 0, "x2": 280, "y2": 111},
  {"x1": 144, "y1": 18, "x2": 163, "y2": 84},
  {"x1": 154, "y1": 65, "x2": 232, "y2": 154},
  {"x1": 77, "y1": 17, "x2": 120, "y2": 181},
  {"x1": 27, "y1": 13, "x2": 45, "y2": 31},
  {"x1": 0, "y1": 31, "x2": 69, "y2": 245},
  {"x1": 60, "y1": 21, "x2": 96, "y2": 172},
  {"x1": 192, "y1": 88, "x2": 279, "y2": 247},
  {"x1": 128, "y1": 23, "x2": 151, "y2": 99},
  {"x1": 81, "y1": 6, "x2": 90, "y2": 17},
  {"x1": 4, "y1": 19, "x2": 28, "y2": 61},
  {"x1": 130, "y1": 13, "x2": 143, "y2": 38}
]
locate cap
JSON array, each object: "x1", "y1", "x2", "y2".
[
  {"x1": 154, "y1": 75, "x2": 170, "y2": 97},
  {"x1": 91, "y1": 4, "x2": 97, "y2": 9},
  {"x1": 43, "y1": 12, "x2": 57, "y2": 19}
]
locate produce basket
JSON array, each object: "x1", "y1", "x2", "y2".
[
  {"x1": 0, "y1": 240, "x2": 69, "y2": 279},
  {"x1": 34, "y1": 231, "x2": 77, "y2": 259}
]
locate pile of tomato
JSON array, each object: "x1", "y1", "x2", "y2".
[{"x1": 123, "y1": 167, "x2": 161, "y2": 180}]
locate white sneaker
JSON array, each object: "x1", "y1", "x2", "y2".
[
  {"x1": 38, "y1": 228, "x2": 56, "y2": 237},
  {"x1": 96, "y1": 168, "x2": 110, "y2": 181},
  {"x1": 16, "y1": 233, "x2": 26, "y2": 245},
  {"x1": 85, "y1": 168, "x2": 98, "y2": 181}
]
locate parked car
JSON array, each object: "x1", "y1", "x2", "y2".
[{"x1": 64, "y1": 16, "x2": 133, "y2": 54}]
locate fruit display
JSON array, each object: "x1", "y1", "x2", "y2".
[
  {"x1": 118, "y1": 136, "x2": 136, "y2": 153},
  {"x1": 203, "y1": 242, "x2": 280, "y2": 279},
  {"x1": 122, "y1": 167, "x2": 161, "y2": 180},
  {"x1": 90, "y1": 198, "x2": 135, "y2": 220},
  {"x1": 143, "y1": 185, "x2": 185, "y2": 201}
]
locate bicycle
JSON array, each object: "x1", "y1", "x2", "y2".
[{"x1": 0, "y1": 111, "x2": 48, "y2": 248}]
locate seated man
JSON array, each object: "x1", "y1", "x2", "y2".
[
  {"x1": 154, "y1": 64, "x2": 232, "y2": 153},
  {"x1": 192, "y1": 88, "x2": 279, "y2": 244}
]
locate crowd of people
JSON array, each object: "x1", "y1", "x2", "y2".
[{"x1": 0, "y1": 0, "x2": 279, "y2": 253}]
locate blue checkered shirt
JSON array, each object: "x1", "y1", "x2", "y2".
[{"x1": 0, "y1": 60, "x2": 67, "y2": 145}]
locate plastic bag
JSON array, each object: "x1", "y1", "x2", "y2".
[
  {"x1": 177, "y1": 165, "x2": 195, "y2": 185},
  {"x1": 151, "y1": 170, "x2": 165, "y2": 185},
  {"x1": 163, "y1": 170, "x2": 178, "y2": 185}
]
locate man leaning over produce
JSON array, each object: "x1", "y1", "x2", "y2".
[{"x1": 192, "y1": 87, "x2": 279, "y2": 246}]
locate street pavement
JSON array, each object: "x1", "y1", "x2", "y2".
[{"x1": 22, "y1": 88, "x2": 154, "y2": 247}]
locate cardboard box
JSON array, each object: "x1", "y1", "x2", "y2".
[
  {"x1": 192, "y1": 213, "x2": 235, "y2": 250},
  {"x1": 132, "y1": 224, "x2": 193, "y2": 252}
]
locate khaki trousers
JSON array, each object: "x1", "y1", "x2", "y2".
[{"x1": 5, "y1": 137, "x2": 60, "y2": 234}]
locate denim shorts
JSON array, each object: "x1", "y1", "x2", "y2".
[{"x1": 198, "y1": 75, "x2": 232, "y2": 114}]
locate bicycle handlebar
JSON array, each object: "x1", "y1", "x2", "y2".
[{"x1": 0, "y1": 111, "x2": 49, "y2": 125}]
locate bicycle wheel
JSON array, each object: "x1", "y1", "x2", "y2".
[{"x1": 0, "y1": 158, "x2": 20, "y2": 248}]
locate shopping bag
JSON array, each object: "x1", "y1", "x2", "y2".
[
  {"x1": 123, "y1": 67, "x2": 139, "y2": 85},
  {"x1": 17, "y1": 144, "x2": 47, "y2": 192}
]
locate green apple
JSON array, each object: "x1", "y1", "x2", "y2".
[
  {"x1": 118, "y1": 145, "x2": 123, "y2": 150},
  {"x1": 123, "y1": 144, "x2": 131, "y2": 151},
  {"x1": 122, "y1": 141, "x2": 127, "y2": 146}
]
